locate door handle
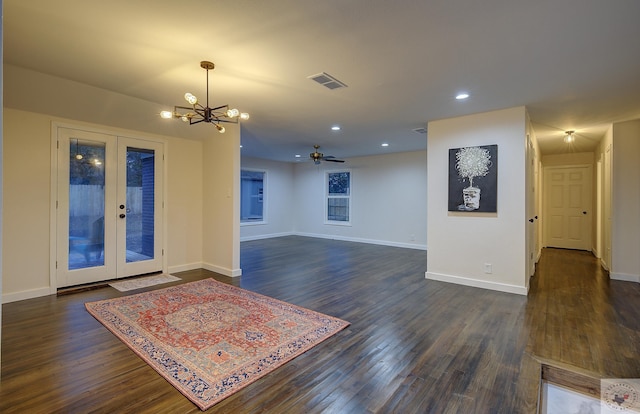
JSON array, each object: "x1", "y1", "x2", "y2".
[
  {"x1": 529, "y1": 218, "x2": 534, "y2": 223},
  {"x1": 119, "y1": 214, "x2": 126, "y2": 219},
  {"x1": 583, "y1": 211, "x2": 587, "y2": 215}
]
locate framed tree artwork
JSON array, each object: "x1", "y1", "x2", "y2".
[{"x1": 448, "y1": 144, "x2": 498, "y2": 212}]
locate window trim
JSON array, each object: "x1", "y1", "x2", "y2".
[
  {"x1": 240, "y1": 168, "x2": 267, "y2": 226},
  {"x1": 324, "y1": 169, "x2": 352, "y2": 226}
]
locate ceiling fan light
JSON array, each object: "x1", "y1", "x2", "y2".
[
  {"x1": 184, "y1": 93, "x2": 198, "y2": 105},
  {"x1": 160, "y1": 110, "x2": 173, "y2": 119},
  {"x1": 240, "y1": 112, "x2": 250, "y2": 120},
  {"x1": 226, "y1": 108, "x2": 240, "y2": 118}
]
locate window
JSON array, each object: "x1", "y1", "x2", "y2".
[
  {"x1": 326, "y1": 171, "x2": 351, "y2": 224},
  {"x1": 241, "y1": 170, "x2": 265, "y2": 224}
]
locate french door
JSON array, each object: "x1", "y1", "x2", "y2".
[{"x1": 56, "y1": 128, "x2": 164, "y2": 287}]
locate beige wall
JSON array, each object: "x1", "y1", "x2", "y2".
[
  {"x1": 165, "y1": 135, "x2": 205, "y2": 274},
  {"x1": 3, "y1": 109, "x2": 53, "y2": 297},
  {"x1": 1, "y1": 9, "x2": 5, "y2": 364},
  {"x1": 541, "y1": 152, "x2": 594, "y2": 166},
  {"x1": 598, "y1": 126, "x2": 614, "y2": 270},
  {"x1": 3, "y1": 64, "x2": 243, "y2": 302},
  {"x1": 202, "y1": 122, "x2": 241, "y2": 276},
  {"x1": 611, "y1": 120, "x2": 640, "y2": 282},
  {"x1": 2, "y1": 108, "x2": 210, "y2": 302}
]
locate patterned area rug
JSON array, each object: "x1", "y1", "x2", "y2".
[
  {"x1": 85, "y1": 278, "x2": 349, "y2": 410},
  {"x1": 109, "y1": 274, "x2": 181, "y2": 292}
]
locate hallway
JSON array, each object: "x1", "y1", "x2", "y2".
[{"x1": 526, "y1": 247, "x2": 640, "y2": 378}]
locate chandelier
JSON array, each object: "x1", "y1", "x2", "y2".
[{"x1": 160, "y1": 61, "x2": 249, "y2": 133}]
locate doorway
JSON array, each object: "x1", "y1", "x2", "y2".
[
  {"x1": 543, "y1": 165, "x2": 592, "y2": 250},
  {"x1": 55, "y1": 127, "x2": 165, "y2": 287}
]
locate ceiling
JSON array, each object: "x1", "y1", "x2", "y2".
[{"x1": 4, "y1": 0, "x2": 640, "y2": 162}]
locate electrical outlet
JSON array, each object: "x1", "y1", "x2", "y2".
[{"x1": 484, "y1": 263, "x2": 492, "y2": 274}]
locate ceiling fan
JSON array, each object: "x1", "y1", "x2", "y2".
[{"x1": 309, "y1": 145, "x2": 345, "y2": 165}]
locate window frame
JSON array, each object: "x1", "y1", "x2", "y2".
[
  {"x1": 325, "y1": 169, "x2": 352, "y2": 226},
  {"x1": 240, "y1": 168, "x2": 267, "y2": 226}
]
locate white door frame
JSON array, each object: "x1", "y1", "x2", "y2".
[{"x1": 49, "y1": 123, "x2": 167, "y2": 290}]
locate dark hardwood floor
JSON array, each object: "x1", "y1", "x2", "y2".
[{"x1": 1, "y1": 237, "x2": 639, "y2": 413}]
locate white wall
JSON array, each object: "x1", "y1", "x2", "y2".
[
  {"x1": 611, "y1": 119, "x2": 640, "y2": 282},
  {"x1": 240, "y1": 157, "x2": 295, "y2": 241},
  {"x1": 239, "y1": 151, "x2": 427, "y2": 249},
  {"x1": 426, "y1": 107, "x2": 528, "y2": 295},
  {"x1": 292, "y1": 151, "x2": 428, "y2": 249}
]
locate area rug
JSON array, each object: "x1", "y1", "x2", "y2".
[
  {"x1": 85, "y1": 278, "x2": 349, "y2": 410},
  {"x1": 109, "y1": 274, "x2": 181, "y2": 292}
]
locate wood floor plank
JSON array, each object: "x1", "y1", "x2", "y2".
[{"x1": 2, "y1": 237, "x2": 640, "y2": 413}]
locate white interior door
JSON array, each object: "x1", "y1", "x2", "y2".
[
  {"x1": 544, "y1": 166, "x2": 592, "y2": 250},
  {"x1": 56, "y1": 128, "x2": 164, "y2": 287},
  {"x1": 526, "y1": 135, "x2": 537, "y2": 276}
]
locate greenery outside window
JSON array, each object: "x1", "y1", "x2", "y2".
[
  {"x1": 326, "y1": 170, "x2": 351, "y2": 225},
  {"x1": 241, "y1": 169, "x2": 266, "y2": 224}
]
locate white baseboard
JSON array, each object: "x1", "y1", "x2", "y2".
[
  {"x1": 168, "y1": 262, "x2": 204, "y2": 274},
  {"x1": 3, "y1": 262, "x2": 241, "y2": 304},
  {"x1": 202, "y1": 262, "x2": 242, "y2": 277},
  {"x1": 425, "y1": 271, "x2": 528, "y2": 296},
  {"x1": 3, "y1": 286, "x2": 54, "y2": 304},
  {"x1": 240, "y1": 231, "x2": 295, "y2": 242},
  {"x1": 610, "y1": 272, "x2": 640, "y2": 283},
  {"x1": 293, "y1": 232, "x2": 428, "y2": 251}
]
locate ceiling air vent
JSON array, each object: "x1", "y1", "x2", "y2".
[
  {"x1": 413, "y1": 127, "x2": 427, "y2": 134},
  {"x1": 308, "y1": 72, "x2": 348, "y2": 90}
]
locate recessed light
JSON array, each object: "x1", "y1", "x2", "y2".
[
  {"x1": 295, "y1": 154, "x2": 301, "y2": 158},
  {"x1": 381, "y1": 143, "x2": 389, "y2": 147},
  {"x1": 456, "y1": 93, "x2": 470, "y2": 100},
  {"x1": 331, "y1": 125, "x2": 341, "y2": 131}
]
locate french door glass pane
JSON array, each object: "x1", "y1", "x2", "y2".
[
  {"x1": 68, "y1": 140, "x2": 105, "y2": 270},
  {"x1": 126, "y1": 147, "x2": 155, "y2": 263}
]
